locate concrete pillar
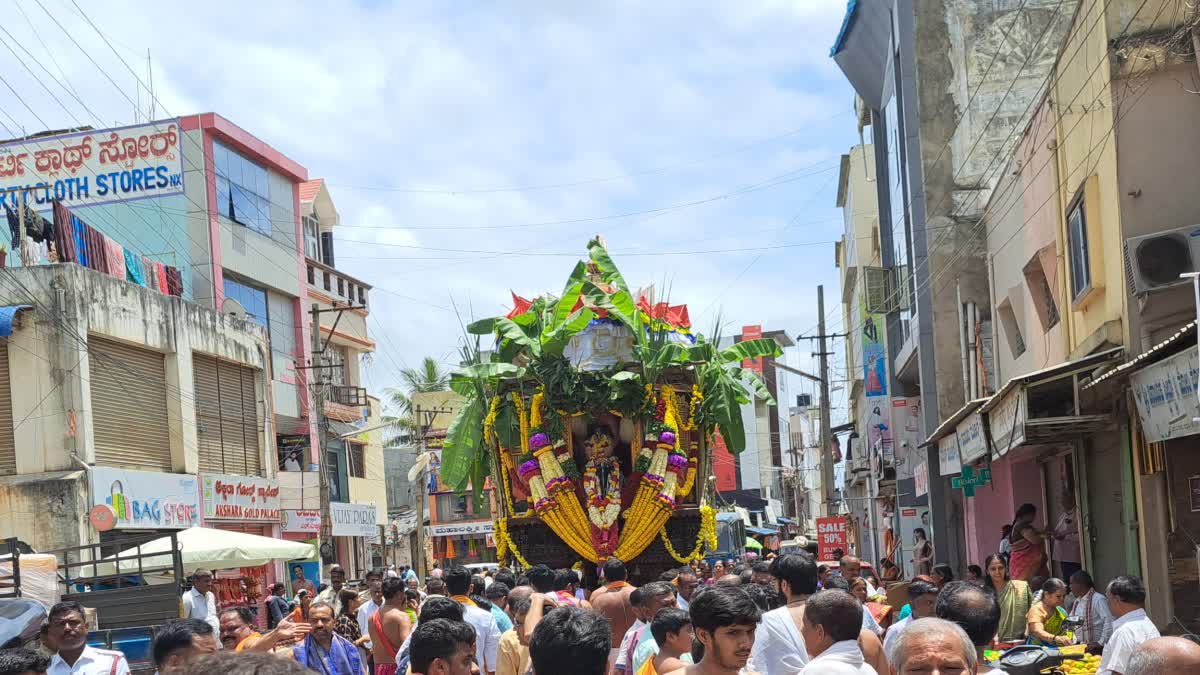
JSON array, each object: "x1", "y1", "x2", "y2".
[{"x1": 165, "y1": 304, "x2": 196, "y2": 473}]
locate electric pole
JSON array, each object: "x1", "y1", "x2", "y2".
[
  {"x1": 310, "y1": 303, "x2": 332, "y2": 556},
  {"x1": 817, "y1": 286, "x2": 835, "y2": 517}
]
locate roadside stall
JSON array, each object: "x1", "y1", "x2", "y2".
[{"x1": 200, "y1": 474, "x2": 284, "y2": 628}]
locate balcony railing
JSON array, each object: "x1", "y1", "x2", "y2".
[
  {"x1": 307, "y1": 259, "x2": 371, "y2": 309},
  {"x1": 331, "y1": 385, "x2": 368, "y2": 407}
]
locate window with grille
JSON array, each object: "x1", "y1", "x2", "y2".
[
  {"x1": 194, "y1": 353, "x2": 262, "y2": 476},
  {"x1": 348, "y1": 442, "x2": 365, "y2": 479}
]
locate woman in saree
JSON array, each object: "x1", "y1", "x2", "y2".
[
  {"x1": 1008, "y1": 503, "x2": 1052, "y2": 581},
  {"x1": 985, "y1": 553, "x2": 1033, "y2": 644},
  {"x1": 1026, "y1": 578, "x2": 1073, "y2": 647}
]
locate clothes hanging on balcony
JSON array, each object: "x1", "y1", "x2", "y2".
[
  {"x1": 5, "y1": 205, "x2": 18, "y2": 249},
  {"x1": 142, "y1": 258, "x2": 159, "y2": 292},
  {"x1": 103, "y1": 237, "x2": 125, "y2": 280},
  {"x1": 166, "y1": 267, "x2": 183, "y2": 296},
  {"x1": 155, "y1": 262, "x2": 170, "y2": 295},
  {"x1": 125, "y1": 249, "x2": 145, "y2": 286}
]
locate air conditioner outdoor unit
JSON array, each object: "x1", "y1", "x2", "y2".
[{"x1": 1123, "y1": 225, "x2": 1200, "y2": 295}]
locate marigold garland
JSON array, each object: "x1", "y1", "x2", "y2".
[
  {"x1": 660, "y1": 506, "x2": 716, "y2": 563},
  {"x1": 495, "y1": 517, "x2": 531, "y2": 568},
  {"x1": 484, "y1": 395, "x2": 501, "y2": 447}
]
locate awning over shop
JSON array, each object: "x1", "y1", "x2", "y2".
[
  {"x1": 326, "y1": 420, "x2": 360, "y2": 438},
  {"x1": 777, "y1": 517, "x2": 798, "y2": 526},
  {"x1": 830, "y1": 0, "x2": 891, "y2": 109},
  {"x1": 747, "y1": 527, "x2": 778, "y2": 536},
  {"x1": 923, "y1": 398, "x2": 988, "y2": 447},
  {"x1": 980, "y1": 347, "x2": 1123, "y2": 458},
  {"x1": 1085, "y1": 321, "x2": 1196, "y2": 389},
  {"x1": 922, "y1": 398, "x2": 989, "y2": 472},
  {"x1": 0, "y1": 305, "x2": 32, "y2": 337}
]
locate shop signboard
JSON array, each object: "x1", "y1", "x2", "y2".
[
  {"x1": 200, "y1": 474, "x2": 280, "y2": 522},
  {"x1": 90, "y1": 467, "x2": 200, "y2": 530},
  {"x1": 1189, "y1": 476, "x2": 1200, "y2": 513},
  {"x1": 282, "y1": 510, "x2": 322, "y2": 533},
  {"x1": 989, "y1": 387, "x2": 1027, "y2": 456},
  {"x1": 427, "y1": 521, "x2": 495, "y2": 537},
  {"x1": 330, "y1": 502, "x2": 378, "y2": 537},
  {"x1": 741, "y1": 325, "x2": 764, "y2": 373},
  {"x1": 913, "y1": 458, "x2": 928, "y2": 498},
  {"x1": 816, "y1": 516, "x2": 848, "y2": 561},
  {"x1": 0, "y1": 120, "x2": 184, "y2": 211},
  {"x1": 955, "y1": 412, "x2": 987, "y2": 465},
  {"x1": 1130, "y1": 348, "x2": 1200, "y2": 443},
  {"x1": 937, "y1": 433, "x2": 962, "y2": 476}
]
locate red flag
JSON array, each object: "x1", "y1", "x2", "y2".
[{"x1": 506, "y1": 292, "x2": 533, "y2": 319}]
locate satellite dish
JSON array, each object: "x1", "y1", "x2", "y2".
[{"x1": 222, "y1": 298, "x2": 247, "y2": 321}]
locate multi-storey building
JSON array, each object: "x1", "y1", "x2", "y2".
[{"x1": 298, "y1": 179, "x2": 386, "y2": 577}]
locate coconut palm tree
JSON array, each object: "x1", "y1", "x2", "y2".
[{"x1": 384, "y1": 356, "x2": 450, "y2": 444}]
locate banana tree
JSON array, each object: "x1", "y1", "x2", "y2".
[
  {"x1": 439, "y1": 338, "x2": 524, "y2": 507},
  {"x1": 687, "y1": 334, "x2": 783, "y2": 454}
]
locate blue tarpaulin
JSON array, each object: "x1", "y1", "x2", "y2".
[
  {"x1": 0, "y1": 304, "x2": 32, "y2": 336},
  {"x1": 747, "y1": 526, "x2": 778, "y2": 536}
]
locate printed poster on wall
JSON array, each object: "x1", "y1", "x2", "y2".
[
  {"x1": 0, "y1": 120, "x2": 184, "y2": 211},
  {"x1": 861, "y1": 298, "x2": 888, "y2": 398},
  {"x1": 816, "y1": 516, "x2": 848, "y2": 561},
  {"x1": 913, "y1": 457, "x2": 929, "y2": 498},
  {"x1": 891, "y1": 397, "x2": 922, "y2": 480},
  {"x1": 1130, "y1": 348, "x2": 1200, "y2": 443}
]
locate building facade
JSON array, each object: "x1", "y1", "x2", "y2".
[{"x1": 0, "y1": 113, "x2": 387, "y2": 584}]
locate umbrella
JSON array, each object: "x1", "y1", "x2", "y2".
[
  {"x1": 745, "y1": 537, "x2": 763, "y2": 550},
  {"x1": 99, "y1": 526, "x2": 315, "y2": 574}
]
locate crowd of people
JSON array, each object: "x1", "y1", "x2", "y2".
[{"x1": 2, "y1": 550, "x2": 1200, "y2": 675}]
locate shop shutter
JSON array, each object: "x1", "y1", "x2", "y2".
[
  {"x1": 193, "y1": 354, "x2": 261, "y2": 476},
  {"x1": 193, "y1": 354, "x2": 225, "y2": 473},
  {"x1": 89, "y1": 336, "x2": 172, "y2": 470},
  {"x1": 0, "y1": 343, "x2": 15, "y2": 476}
]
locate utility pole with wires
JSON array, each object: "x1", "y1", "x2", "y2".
[
  {"x1": 796, "y1": 286, "x2": 846, "y2": 518},
  {"x1": 412, "y1": 403, "x2": 455, "y2": 578}
]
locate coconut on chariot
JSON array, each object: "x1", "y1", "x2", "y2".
[{"x1": 439, "y1": 238, "x2": 781, "y2": 584}]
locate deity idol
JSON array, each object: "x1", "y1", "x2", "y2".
[{"x1": 582, "y1": 428, "x2": 622, "y2": 557}]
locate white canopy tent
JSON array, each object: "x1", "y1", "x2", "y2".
[{"x1": 98, "y1": 526, "x2": 315, "y2": 575}]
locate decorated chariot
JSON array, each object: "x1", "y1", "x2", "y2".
[{"x1": 438, "y1": 239, "x2": 781, "y2": 582}]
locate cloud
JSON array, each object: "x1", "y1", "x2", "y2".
[{"x1": 0, "y1": 0, "x2": 858, "y2": 387}]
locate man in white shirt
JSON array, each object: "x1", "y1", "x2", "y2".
[
  {"x1": 446, "y1": 565, "x2": 501, "y2": 674},
  {"x1": 315, "y1": 564, "x2": 346, "y2": 616},
  {"x1": 882, "y1": 579, "x2": 939, "y2": 658},
  {"x1": 752, "y1": 553, "x2": 817, "y2": 675},
  {"x1": 1068, "y1": 570, "x2": 1113, "y2": 651},
  {"x1": 798, "y1": 590, "x2": 876, "y2": 674},
  {"x1": 181, "y1": 569, "x2": 220, "y2": 637},
  {"x1": 357, "y1": 579, "x2": 384, "y2": 652},
  {"x1": 45, "y1": 602, "x2": 130, "y2": 675},
  {"x1": 1099, "y1": 575, "x2": 1160, "y2": 675}
]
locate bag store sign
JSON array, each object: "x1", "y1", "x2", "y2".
[
  {"x1": 1131, "y1": 348, "x2": 1200, "y2": 443},
  {"x1": 201, "y1": 474, "x2": 281, "y2": 522},
  {"x1": 330, "y1": 502, "x2": 379, "y2": 537},
  {"x1": 91, "y1": 467, "x2": 199, "y2": 530},
  {"x1": 0, "y1": 120, "x2": 184, "y2": 210}
]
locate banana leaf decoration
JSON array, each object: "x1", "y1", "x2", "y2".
[{"x1": 441, "y1": 239, "x2": 784, "y2": 510}]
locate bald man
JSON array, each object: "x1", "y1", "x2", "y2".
[{"x1": 1125, "y1": 636, "x2": 1200, "y2": 675}]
